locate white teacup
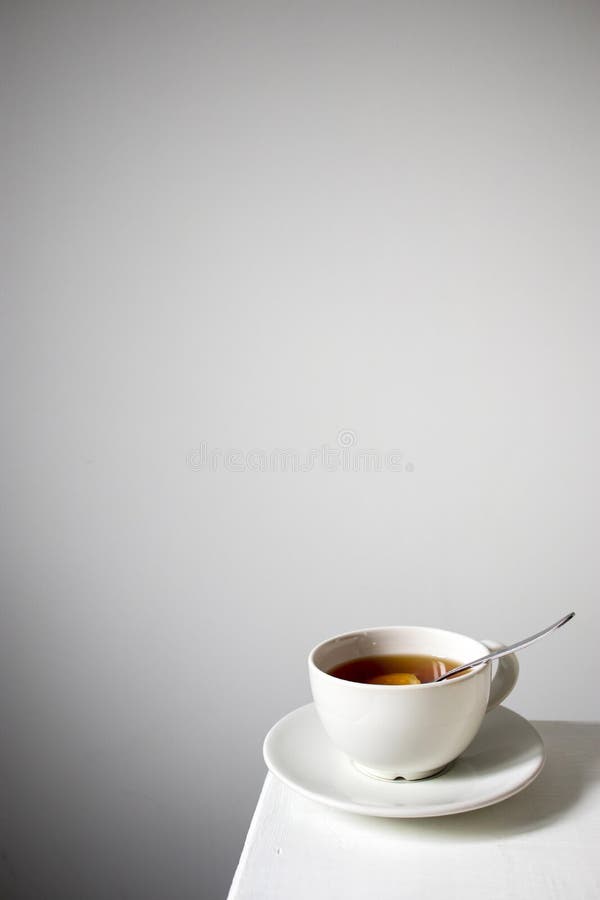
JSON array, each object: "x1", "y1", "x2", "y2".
[{"x1": 308, "y1": 625, "x2": 519, "y2": 781}]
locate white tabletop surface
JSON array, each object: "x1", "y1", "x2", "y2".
[{"x1": 228, "y1": 720, "x2": 600, "y2": 900}]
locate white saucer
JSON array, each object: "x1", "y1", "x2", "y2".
[{"x1": 263, "y1": 703, "x2": 545, "y2": 818}]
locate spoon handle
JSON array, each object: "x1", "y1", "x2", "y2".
[{"x1": 435, "y1": 611, "x2": 575, "y2": 682}]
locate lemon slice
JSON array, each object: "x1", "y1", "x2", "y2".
[{"x1": 368, "y1": 673, "x2": 421, "y2": 685}]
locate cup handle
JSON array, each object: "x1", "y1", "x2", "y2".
[{"x1": 481, "y1": 639, "x2": 520, "y2": 712}]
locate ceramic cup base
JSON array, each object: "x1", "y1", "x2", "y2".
[{"x1": 352, "y1": 759, "x2": 452, "y2": 782}]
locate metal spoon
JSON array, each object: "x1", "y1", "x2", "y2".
[{"x1": 434, "y1": 611, "x2": 575, "y2": 682}]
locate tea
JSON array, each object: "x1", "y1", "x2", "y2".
[{"x1": 328, "y1": 653, "x2": 464, "y2": 685}]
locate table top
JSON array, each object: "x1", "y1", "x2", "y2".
[{"x1": 228, "y1": 720, "x2": 600, "y2": 900}]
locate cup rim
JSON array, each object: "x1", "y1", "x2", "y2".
[{"x1": 308, "y1": 624, "x2": 490, "y2": 689}]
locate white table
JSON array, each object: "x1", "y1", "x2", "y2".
[{"x1": 228, "y1": 721, "x2": 600, "y2": 900}]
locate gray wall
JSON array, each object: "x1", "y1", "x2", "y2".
[{"x1": 2, "y1": 2, "x2": 599, "y2": 898}]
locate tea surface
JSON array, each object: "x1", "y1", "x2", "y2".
[{"x1": 328, "y1": 653, "x2": 464, "y2": 685}]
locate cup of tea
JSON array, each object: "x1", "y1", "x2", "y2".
[{"x1": 308, "y1": 625, "x2": 519, "y2": 780}]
